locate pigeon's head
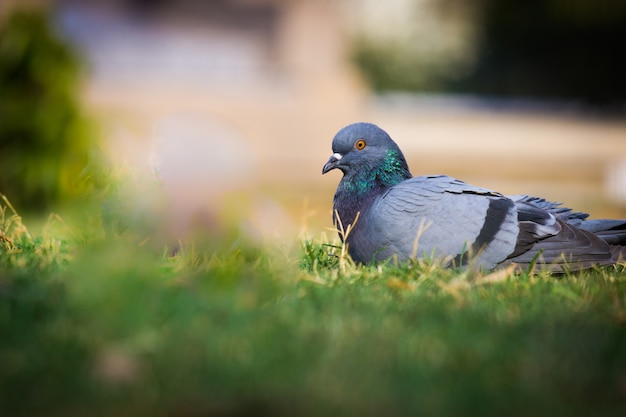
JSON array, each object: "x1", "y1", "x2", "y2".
[{"x1": 322, "y1": 122, "x2": 409, "y2": 177}]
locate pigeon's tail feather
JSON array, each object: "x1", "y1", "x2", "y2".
[{"x1": 580, "y1": 219, "x2": 626, "y2": 246}]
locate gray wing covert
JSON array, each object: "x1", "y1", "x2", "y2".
[{"x1": 369, "y1": 175, "x2": 519, "y2": 269}]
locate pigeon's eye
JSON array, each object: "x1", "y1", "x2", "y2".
[{"x1": 355, "y1": 139, "x2": 366, "y2": 150}]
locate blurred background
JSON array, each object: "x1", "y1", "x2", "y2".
[{"x1": 1, "y1": 0, "x2": 626, "y2": 244}]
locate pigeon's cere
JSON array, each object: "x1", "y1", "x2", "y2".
[{"x1": 323, "y1": 122, "x2": 626, "y2": 272}]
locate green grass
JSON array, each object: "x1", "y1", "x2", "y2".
[{"x1": 1, "y1": 195, "x2": 626, "y2": 417}]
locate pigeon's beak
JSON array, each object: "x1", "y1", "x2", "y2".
[{"x1": 322, "y1": 153, "x2": 343, "y2": 174}]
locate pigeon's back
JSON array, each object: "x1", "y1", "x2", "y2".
[{"x1": 348, "y1": 175, "x2": 520, "y2": 269}]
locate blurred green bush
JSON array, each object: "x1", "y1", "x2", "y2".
[{"x1": 0, "y1": 9, "x2": 96, "y2": 212}]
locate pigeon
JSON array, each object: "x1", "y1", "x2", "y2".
[{"x1": 322, "y1": 122, "x2": 626, "y2": 272}]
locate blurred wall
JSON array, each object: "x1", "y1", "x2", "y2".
[
  {"x1": 2, "y1": 0, "x2": 626, "y2": 239},
  {"x1": 50, "y1": 0, "x2": 367, "y2": 240}
]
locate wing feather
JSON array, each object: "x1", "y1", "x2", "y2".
[
  {"x1": 363, "y1": 176, "x2": 518, "y2": 269},
  {"x1": 503, "y1": 199, "x2": 619, "y2": 272}
]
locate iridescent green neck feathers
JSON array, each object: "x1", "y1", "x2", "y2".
[{"x1": 342, "y1": 149, "x2": 411, "y2": 197}]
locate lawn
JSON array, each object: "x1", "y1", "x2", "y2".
[{"x1": 1, "y1": 193, "x2": 626, "y2": 417}]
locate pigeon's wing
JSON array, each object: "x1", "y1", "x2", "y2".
[
  {"x1": 508, "y1": 195, "x2": 589, "y2": 223},
  {"x1": 503, "y1": 200, "x2": 619, "y2": 272},
  {"x1": 364, "y1": 175, "x2": 519, "y2": 269},
  {"x1": 510, "y1": 195, "x2": 626, "y2": 246}
]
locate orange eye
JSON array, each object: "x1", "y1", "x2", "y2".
[{"x1": 355, "y1": 139, "x2": 366, "y2": 150}]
